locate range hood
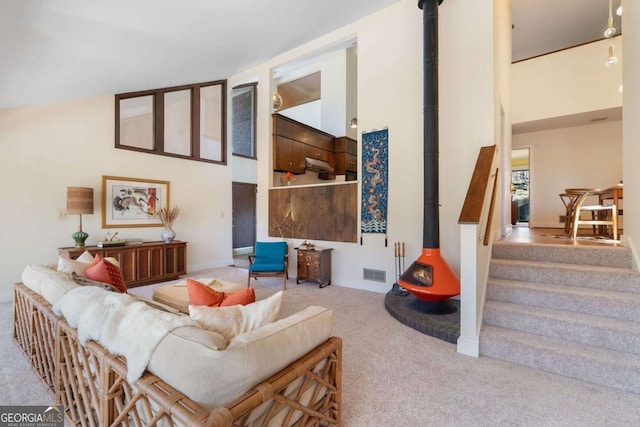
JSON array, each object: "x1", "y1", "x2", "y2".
[{"x1": 305, "y1": 157, "x2": 334, "y2": 173}]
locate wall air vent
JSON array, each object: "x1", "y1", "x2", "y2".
[{"x1": 363, "y1": 268, "x2": 386, "y2": 283}]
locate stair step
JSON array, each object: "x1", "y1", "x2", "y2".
[
  {"x1": 492, "y1": 241, "x2": 632, "y2": 268},
  {"x1": 489, "y1": 258, "x2": 640, "y2": 294},
  {"x1": 480, "y1": 325, "x2": 640, "y2": 394},
  {"x1": 484, "y1": 300, "x2": 640, "y2": 355},
  {"x1": 487, "y1": 278, "x2": 640, "y2": 322}
]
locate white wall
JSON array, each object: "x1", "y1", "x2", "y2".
[
  {"x1": 0, "y1": 0, "x2": 526, "y2": 301},
  {"x1": 225, "y1": 0, "x2": 499, "y2": 293},
  {"x1": 0, "y1": 96, "x2": 234, "y2": 301},
  {"x1": 512, "y1": 37, "x2": 623, "y2": 124},
  {"x1": 320, "y1": 50, "x2": 348, "y2": 137},
  {"x1": 513, "y1": 121, "x2": 623, "y2": 228},
  {"x1": 439, "y1": 0, "x2": 497, "y2": 273},
  {"x1": 496, "y1": 0, "x2": 513, "y2": 237},
  {"x1": 622, "y1": 1, "x2": 640, "y2": 264}
]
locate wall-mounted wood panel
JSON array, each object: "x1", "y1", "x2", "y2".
[{"x1": 269, "y1": 183, "x2": 357, "y2": 243}]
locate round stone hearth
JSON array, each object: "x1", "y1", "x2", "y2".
[{"x1": 384, "y1": 290, "x2": 460, "y2": 344}]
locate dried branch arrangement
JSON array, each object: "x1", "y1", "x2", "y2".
[{"x1": 157, "y1": 206, "x2": 180, "y2": 228}]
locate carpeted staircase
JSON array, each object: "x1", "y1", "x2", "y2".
[{"x1": 480, "y1": 241, "x2": 640, "y2": 394}]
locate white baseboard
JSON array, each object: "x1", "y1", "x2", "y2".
[{"x1": 457, "y1": 337, "x2": 479, "y2": 357}]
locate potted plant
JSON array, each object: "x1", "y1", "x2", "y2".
[
  {"x1": 158, "y1": 206, "x2": 180, "y2": 242},
  {"x1": 281, "y1": 172, "x2": 296, "y2": 186}
]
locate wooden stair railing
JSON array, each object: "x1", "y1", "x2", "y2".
[{"x1": 458, "y1": 145, "x2": 498, "y2": 245}]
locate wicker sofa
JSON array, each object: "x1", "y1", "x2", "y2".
[{"x1": 13, "y1": 264, "x2": 342, "y2": 426}]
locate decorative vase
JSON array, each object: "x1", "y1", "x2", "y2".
[
  {"x1": 286, "y1": 181, "x2": 292, "y2": 186},
  {"x1": 161, "y1": 227, "x2": 176, "y2": 242}
]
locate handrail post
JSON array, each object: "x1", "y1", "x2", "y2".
[{"x1": 457, "y1": 145, "x2": 499, "y2": 357}]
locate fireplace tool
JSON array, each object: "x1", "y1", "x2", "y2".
[{"x1": 391, "y1": 242, "x2": 409, "y2": 296}]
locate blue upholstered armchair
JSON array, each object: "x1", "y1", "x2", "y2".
[{"x1": 247, "y1": 241, "x2": 289, "y2": 290}]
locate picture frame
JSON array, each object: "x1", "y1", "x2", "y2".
[{"x1": 102, "y1": 176, "x2": 169, "y2": 228}]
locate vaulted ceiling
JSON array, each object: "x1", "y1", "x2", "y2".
[{"x1": 0, "y1": 0, "x2": 622, "y2": 110}]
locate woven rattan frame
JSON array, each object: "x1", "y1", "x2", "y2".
[
  {"x1": 56, "y1": 319, "x2": 107, "y2": 426},
  {"x1": 13, "y1": 283, "x2": 59, "y2": 395},
  {"x1": 13, "y1": 282, "x2": 342, "y2": 427},
  {"x1": 226, "y1": 336, "x2": 342, "y2": 426}
]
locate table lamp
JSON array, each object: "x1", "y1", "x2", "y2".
[{"x1": 66, "y1": 187, "x2": 94, "y2": 247}]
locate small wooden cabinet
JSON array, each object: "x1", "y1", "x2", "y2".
[
  {"x1": 58, "y1": 241, "x2": 187, "y2": 288},
  {"x1": 296, "y1": 246, "x2": 332, "y2": 288}
]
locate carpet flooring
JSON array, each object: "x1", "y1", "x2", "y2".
[{"x1": 3, "y1": 264, "x2": 640, "y2": 426}]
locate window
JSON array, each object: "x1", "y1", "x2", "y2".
[
  {"x1": 115, "y1": 80, "x2": 227, "y2": 164},
  {"x1": 231, "y1": 83, "x2": 257, "y2": 159}
]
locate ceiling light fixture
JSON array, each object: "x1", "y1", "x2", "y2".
[
  {"x1": 604, "y1": 0, "x2": 617, "y2": 38},
  {"x1": 616, "y1": 1, "x2": 623, "y2": 16},
  {"x1": 605, "y1": 40, "x2": 618, "y2": 66}
]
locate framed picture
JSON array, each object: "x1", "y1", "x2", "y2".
[{"x1": 102, "y1": 176, "x2": 169, "y2": 228}]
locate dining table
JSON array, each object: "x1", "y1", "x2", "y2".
[{"x1": 598, "y1": 183, "x2": 623, "y2": 209}]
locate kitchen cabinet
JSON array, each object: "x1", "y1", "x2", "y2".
[
  {"x1": 273, "y1": 114, "x2": 335, "y2": 175},
  {"x1": 58, "y1": 241, "x2": 187, "y2": 288},
  {"x1": 333, "y1": 137, "x2": 358, "y2": 177},
  {"x1": 296, "y1": 246, "x2": 332, "y2": 288},
  {"x1": 273, "y1": 135, "x2": 305, "y2": 174},
  {"x1": 304, "y1": 145, "x2": 334, "y2": 163}
]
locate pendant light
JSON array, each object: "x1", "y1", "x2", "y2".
[
  {"x1": 605, "y1": 40, "x2": 618, "y2": 67},
  {"x1": 272, "y1": 91, "x2": 283, "y2": 110},
  {"x1": 604, "y1": 0, "x2": 617, "y2": 38}
]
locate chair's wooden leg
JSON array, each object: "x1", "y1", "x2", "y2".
[
  {"x1": 283, "y1": 274, "x2": 287, "y2": 291},
  {"x1": 612, "y1": 205, "x2": 618, "y2": 240},
  {"x1": 572, "y1": 211, "x2": 579, "y2": 239}
]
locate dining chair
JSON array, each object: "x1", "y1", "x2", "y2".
[
  {"x1": 247, "y1": 241, "x2": 289, "y2": 290},
  {"x1": 569, "y1": 189, "x2": 618, "y2": 240},
  {"x1": 559, "y1": 192, "x2": 581, "y2": 234}
]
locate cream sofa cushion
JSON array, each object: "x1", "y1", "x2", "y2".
[
  {"x1": 188, "y1": 291, "x2": 283, "y2": 341},
  {"x1": 57, "y1": 251, "x2": 121, "y2": 277},
  {"x1": 22, "y1": 264, "x2": 79, "y2": 305},
  {"x1": 57, "y1": 253, "x2": 93, "y2": 276},
  {"x1": 148, "y1": 305, "x2": 333, "y2": 410}
]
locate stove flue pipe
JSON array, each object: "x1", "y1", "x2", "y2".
[
  {"x1": 419, "y1": 0, "x2": 443, "y2": 249},
  {"x1": 396, "y1": 0, "x2": 459, "y2": 304}
]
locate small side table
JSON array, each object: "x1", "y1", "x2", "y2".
[{"x1": 296, "y1": 246, "x2": 332, "y2": 288}]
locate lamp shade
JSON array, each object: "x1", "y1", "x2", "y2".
[{"x1": 66, "y1": 187, "x2": 94, "y2": 215}]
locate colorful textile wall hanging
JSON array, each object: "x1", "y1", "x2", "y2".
[{"x1": 361, "y1": 129, "x2": 389, "y2": 236}]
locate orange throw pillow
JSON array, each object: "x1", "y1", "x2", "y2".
[
  {"x1": 85, "y1": 258, "x2": 126, "y2": 293},
  {"x1": 187, "y1": 279, "x2": 226, "y2": 307},
  {"x1": 220, "y1": 287, "x2": 256, "y2": 307}
]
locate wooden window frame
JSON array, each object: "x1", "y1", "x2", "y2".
[{"x1": 115, "y1": 80, "x2": 227, "y2": 164}]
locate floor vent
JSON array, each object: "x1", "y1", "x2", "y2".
[{"x1": 363, "y1": 268, "x2": 386, "y2": 283}]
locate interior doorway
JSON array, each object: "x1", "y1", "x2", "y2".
[
  {"x1": 232, "y1": 182, "x2": 257, "y2": 253},
  {"x1": 511, "y1": 148, "x2": 530, "y2": 224}
]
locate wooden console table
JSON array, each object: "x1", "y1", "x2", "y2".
[
  {"x1": 296, "y1": 246, "x2": 332, "y2": 288},
  {"x1": 58, "y1": 241, "x2": 187, "y2": 288}
]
